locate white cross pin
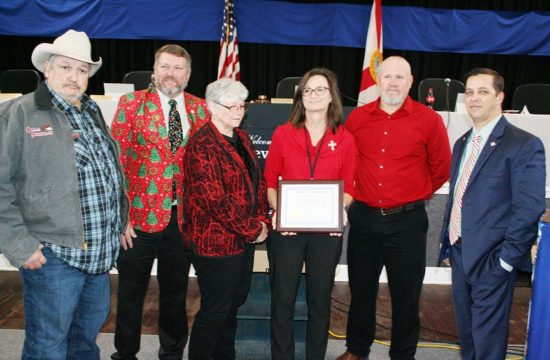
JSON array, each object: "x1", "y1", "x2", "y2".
[{"x1": 328, "y1": 140, "x2": 337, "y2": 151}]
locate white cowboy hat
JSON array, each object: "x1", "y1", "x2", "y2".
[{"x1": 31, "y1": 29, "x2": 102, "y2": 77}]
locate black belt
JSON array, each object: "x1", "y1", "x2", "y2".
[{"x1": 369, "y1": 200, "x2": 425, "y2": 216}]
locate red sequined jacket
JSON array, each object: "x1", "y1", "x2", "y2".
[
  {"x1": 111, "y1": 88, "x2": 209, "y2": 233},
  {"x1": 183, "y1": 121, "x2": 269, "y2": 256}
]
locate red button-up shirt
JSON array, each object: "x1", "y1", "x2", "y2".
[
  {"x1": 265, "y1": 122, "x2": 356, "y2": 197},
  {"x1": 345, "y1": 96, "x2": 451, "y2": 208}
]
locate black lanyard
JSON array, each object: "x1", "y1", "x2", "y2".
[{"x1": 304, "y1": 127, "x2": 326, "y2": 180}]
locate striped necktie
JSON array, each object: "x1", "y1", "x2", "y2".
[{"x1": 448, "y1": 134, "x2": 482, "y2": 245}]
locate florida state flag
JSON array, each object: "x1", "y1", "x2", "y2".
[{"x1": 358, "y1": 0, "x2": 383, "y2": 105}]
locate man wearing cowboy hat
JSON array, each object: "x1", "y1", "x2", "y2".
[{"x1": 0, "y1": 29, "x2": 128, "y2": 359}]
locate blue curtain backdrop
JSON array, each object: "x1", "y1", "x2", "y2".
[
  {"x1": 1, "y1": 0, "x2": 550, "y2": 105},
  {"x1": 1, "y1": 0, "x2": 549, "y2": 55}
]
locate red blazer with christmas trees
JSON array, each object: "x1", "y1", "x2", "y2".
[{"x1": 111, "y1": 87, "x2": 209, "y2": 233}]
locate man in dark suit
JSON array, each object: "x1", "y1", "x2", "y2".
[{"x1": 439, "y1": 68, "x2": 546, "y2": 360}]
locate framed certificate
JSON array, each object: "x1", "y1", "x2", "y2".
[{"x1": 276, "y1": 180, "x2": 343, "y2": 232}]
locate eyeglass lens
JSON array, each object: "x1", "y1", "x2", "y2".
[{"x1": 303, "y1": 87, "x2": 328, "y2": 96}]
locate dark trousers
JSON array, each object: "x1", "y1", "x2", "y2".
[
  {"x1": 188, "y1": 244, "x2": 255, "y2": 360},
  {"x1": 450, "y1": 243, "x2": 516, "y2": 360},
  {"x1": 345, "y1": 201, "x2": 428, "y2": 360},
  {"x1": 268, "y1": 231, "x2": 343, "y2": 360},
  {"x1": 113, "y1": 207, "x2": 190, "y2": 360}
]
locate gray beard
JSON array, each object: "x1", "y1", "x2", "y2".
[
  {"x1": 381, "y1": 93, "x2": 406, "y2": 106},
  {"x1": 157, "y1": 84, "x2": 183, "y2": 97}
]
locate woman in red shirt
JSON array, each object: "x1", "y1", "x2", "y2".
[{"x1": 264, "y1": 68, "x2": 356, "y2": 359}]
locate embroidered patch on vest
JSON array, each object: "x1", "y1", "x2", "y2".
[{"x1": 25, "y1": 125, "x2": 54, "y2": 138}]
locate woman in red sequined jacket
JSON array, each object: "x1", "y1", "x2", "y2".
[{"x1": 182, "y1": 78, "x2": 269, "y2": 359}]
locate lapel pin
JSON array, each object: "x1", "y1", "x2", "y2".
[{"x1": 490, "y1": 142, "x2": 496, "y2": 147}]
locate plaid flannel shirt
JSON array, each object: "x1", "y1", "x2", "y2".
[{"x1": 45, "y1": 87, "x2": 123, "y2": 274}]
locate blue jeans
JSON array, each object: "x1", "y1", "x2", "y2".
[{"x1": 20, "y1": 247, "x2": 111, "y2": 360}]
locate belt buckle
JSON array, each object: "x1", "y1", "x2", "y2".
[{"x1": 380, "y1": 207, "x2": 392, "y2": 216}]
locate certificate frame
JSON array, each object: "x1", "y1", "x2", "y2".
[{"x1": 276, "y1": 180, "x2": 343, "y2": 233}]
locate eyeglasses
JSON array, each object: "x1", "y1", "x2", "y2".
[
  {"x1": 214, "y1": 102, "x2": 248, "y2": 112},
  {"x1": 302, "y1": 87, "x2": 329, "y2": 97}
]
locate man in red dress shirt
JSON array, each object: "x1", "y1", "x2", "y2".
[{"x1": 337, "y1": 56, "x2": 452, "y2": 360}]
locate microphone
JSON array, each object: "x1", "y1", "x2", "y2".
[
  {"x1": 444, "y1": 78, "x2": 451, "y2": 112},
  {"x1": 341, "y1": 92, "x2": 366, "y2": 105}
]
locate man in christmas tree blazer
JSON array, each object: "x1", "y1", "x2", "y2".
[{"x1": 110, "y1": 44, "x2": 209, "y2": 360}]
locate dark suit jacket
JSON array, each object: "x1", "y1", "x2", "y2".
[{"x1": 439, "y1": 116, "x2": 546, "y2": 281}]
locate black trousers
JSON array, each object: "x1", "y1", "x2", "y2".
[
  {"x1": 345, "y1": 201, "x2": 428, "y2": 360},
  {"x1": 268, "y1": 231, "x2": 343, "y2": 360},
  {"x1": 113, "y1": 207, "x2": 190, "y2": 360},
  {"x1": 188, "y1": 244, "x2": 255, "y2": 360}
]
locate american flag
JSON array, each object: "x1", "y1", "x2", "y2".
[{"x1": 218, "y1": 0, "x2": 240, "y2": 80}]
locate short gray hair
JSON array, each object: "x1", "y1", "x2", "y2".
[{"x1": 205, "y1": 78, "x2": 248, "y2": 104}]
